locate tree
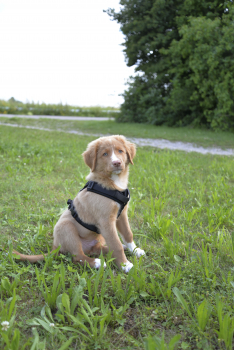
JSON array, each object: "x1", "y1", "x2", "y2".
[
  {"x1": 165, "y1": 9, "x2": 234, "y2": 129},
  {"x1": 107, "y1": 0, "x2": 234, "y2": 129}
]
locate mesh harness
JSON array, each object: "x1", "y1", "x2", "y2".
[{"x1": 67, "y1": 181, "x2": 130, "y2": 234}]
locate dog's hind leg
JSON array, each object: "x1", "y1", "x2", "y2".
[
  {"x1": 90, "y1": 243, "x2": 109, "y2": 256},
  {"x1": 53, "y1": 220, "x2": 105, "y2": 269},
  {"x1": 89, "y1": 235, "x2": 109, "y2": 256}
]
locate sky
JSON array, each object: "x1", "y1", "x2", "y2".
[{"x1": 0, "y1": 0, "x2": 136, "y2": 107}]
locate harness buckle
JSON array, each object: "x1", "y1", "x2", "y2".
[
  {"x1": 87, "y1": 181, "x2": 95, "y2": 190},
  {"x1": 67, "y1": 199, "x2": 72, "y2": 209}
]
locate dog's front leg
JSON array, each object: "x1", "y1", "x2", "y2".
[
  {"x1": 101, "y1": 223, "x2": 133, "y2": 273},
  {"x1": 116, "y1": 207, "x2": 145, "y2": 258}
]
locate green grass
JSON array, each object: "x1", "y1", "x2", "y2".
[
  {"x1": 0, "y1": 124, "x2": 234, "y2": 349},
  {"x1": 0, "y1": 116, "x2": 234, "y2": 149}
]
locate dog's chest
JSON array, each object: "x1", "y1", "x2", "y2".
[{"x1": 111, "y1": 174, "x2": 127, "y2": 190}]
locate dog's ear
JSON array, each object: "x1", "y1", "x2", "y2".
[
  {"x1": 125, "y1": 140, "x2": 136, "y2": 165},
  {"x1": 82, "y1": 140, "x2": 98, "y2": 172},
  {"x1": 114, "y1": 135, "x2": 136, "y2": 165}
]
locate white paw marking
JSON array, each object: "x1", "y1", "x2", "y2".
[
  {"x1": 133, "y1": 248, "x2": 146, "y2": 258},
  {"x1": 121, "y1": 260, "x2": 133, "y2": 273},
  {"x1": 94, "y1": 258, "x2": 106, "y2": 269},
  {"x1": 120, "y1": 239, "x2": 146, "y2": 258},
  {"x1": 121, "y1": 240, "x2": 136, "y2": 252}
]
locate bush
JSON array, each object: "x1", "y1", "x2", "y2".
[{"x1": 108, "y1": 0, "x2": 234, "y2": 130}]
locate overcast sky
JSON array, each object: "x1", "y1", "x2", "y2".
[{"x1": 0, "y1": 0, "x2": 135, "y2": 107}]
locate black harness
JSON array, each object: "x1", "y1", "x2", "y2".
[{"x1": 67, "y1": 181, "x2": 130, "y2": 234}]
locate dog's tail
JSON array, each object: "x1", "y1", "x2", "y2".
[
  {"x1": 12, "y1": 246, "x2": 59, "y2": 263},
  {"x1": 12, "y1": 250, "x2": 46, "y2": 263}
]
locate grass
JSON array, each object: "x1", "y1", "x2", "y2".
[
  {"x1": 0, "y1": 116, "x2": 234, "y2": 149},
  {"x1": 0, "y1": 123, "x2": 234, "y2": 349}
]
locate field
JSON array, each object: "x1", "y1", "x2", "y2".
[
  {"x1": 0, "y1": 123, "x2": 234, "y2": 349},
  {"x1": 1, "y1": 116, "x2": 234, "y2": 149}
]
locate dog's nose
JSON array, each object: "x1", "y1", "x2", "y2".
[{"x1": 112, "y1": 160, "x2": 121, "y2": 167}]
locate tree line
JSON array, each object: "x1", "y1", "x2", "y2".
[
  {"x1": 0, "y1": 98, "x2": 119, "y2": 118},
  {"x1": 107, "y1": 0, "x2": 234, "y2": 130}
]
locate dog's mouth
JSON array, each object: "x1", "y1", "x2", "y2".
[{"x1": 112, "y1": 168, "x2": 122, "y2": 174}]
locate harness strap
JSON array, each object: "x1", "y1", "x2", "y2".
[
  {"x1": 85, "y1": 181, "x2": 130, "y2": 217},
  {"x1": 67, "y1": 181, "x2": 130, "y2": 234},
  {"x1": 67, "y1": 199, "x2": 100, "y2": 234}
]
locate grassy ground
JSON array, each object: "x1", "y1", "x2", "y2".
[
  {"x1": 0, "y1": 124, "x2": 234, "y2": 349},
  {"x1": 0, "y1": 116, "x2": 234, "y2": 149}
]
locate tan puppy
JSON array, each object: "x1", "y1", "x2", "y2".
[{"x1": 13, "y1": 135, "x2": 145, "y2": 272}]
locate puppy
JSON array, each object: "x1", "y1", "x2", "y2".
[{"x1": 13, "y1": 135, "x2": 145, "y2": 272}]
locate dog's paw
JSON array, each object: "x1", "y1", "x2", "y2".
[
  {"x1": 121, "y1": 260, "x2": 133, "y2": 273},
  {"x1": 133, "y1": 248, "x2": 145, "y2": 258},
  {"x1": 94, "y1": 258, "x2": 106, "y2": 269}
]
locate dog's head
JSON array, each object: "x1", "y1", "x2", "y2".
[{"x1": 82, "y1": 135, "x2": 136, "y2": 175}]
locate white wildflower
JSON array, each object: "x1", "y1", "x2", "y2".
[
  {"x1": 49, "y1": 323, "x2": 55, "y2": 327},
  {"x1": 1, "y1": 321, "x2": 10, "y2": 331}
]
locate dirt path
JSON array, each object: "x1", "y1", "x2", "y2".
[
  {"x1": 0, "y1": 114, "x2": 113, "y2": 121},
  {"x1": 0, "y1": 122, "x2": 233, "y2": 156}
]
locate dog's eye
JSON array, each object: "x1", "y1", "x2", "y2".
[
  {"x1": 118, "y1": 150, "x2": 123, "y2": 153},
  {"x1": 103, "y1": 152, "x2": 108, "y2": 156}
]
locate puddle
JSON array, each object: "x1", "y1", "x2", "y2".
[{"x1": 0, "y1": 122, "x2": 233, "y2": 156}]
